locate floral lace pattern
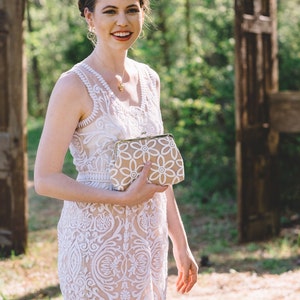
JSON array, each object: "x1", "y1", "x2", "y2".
[
  {"x1": 110, "y1": 134, "x2": 185, "y2": 191},
  {"x1": 57, "y1": 61, "x2": 169, "y2": 299}
]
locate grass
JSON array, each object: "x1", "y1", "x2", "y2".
[
  {"x1": 0, "y1": 118, "x2": 299, "y2": 299},
  {"x1": 27, "y1": 117, "x2": 77, "y2": 182}
]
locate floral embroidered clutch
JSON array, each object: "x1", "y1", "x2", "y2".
[{"x1": 109, "y1": 134, "x2": 185, "y2": 191}]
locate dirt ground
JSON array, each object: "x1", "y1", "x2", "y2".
[
  {"x1": 2, "y1": 267, "x2": 300, "y2": 299},
  {"x1": 1, "y1": 183, "x2": 300, "y2": 300},
  {"x1": 1, "y1": 234, "x2": 300, "y2": 300},
  {"x1": 167, "y1": 271, "x2": 300, "y2": 300}
]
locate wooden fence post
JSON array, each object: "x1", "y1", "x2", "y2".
[
  {"x1": 0, "y1": 0, "x2": 27, "y2": 255},
  {"x1": 234, "y1": 0, "x2": 280, "y2": 242}
]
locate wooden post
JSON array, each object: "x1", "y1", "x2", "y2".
[
  {"x1": 0, "y1": 0, "x2": 27, "y2": 255},
  {"x1": 269, "y1": 92, "x2": 300, "y2": 133},
  {"x1": 235, "y1": 0, "x2": 280, "y2": 242}
]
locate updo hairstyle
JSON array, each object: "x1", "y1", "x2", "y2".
[{"x1": 78, "y1": 0, "x2": 150, "y2": 17}]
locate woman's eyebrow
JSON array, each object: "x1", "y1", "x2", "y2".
[
  {"x1": 102, "y1": 4, "x2": 139, "y2": 10},
  {"x1": 127, "y1": 4, "x2": 139, "y2": 8},
  {"x1": 102, "y1": 5, "x2": 118, "y2": 10}
]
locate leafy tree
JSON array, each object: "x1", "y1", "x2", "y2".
[
  {"x1": 25, "y1": 0, "x2": 90, "y2": 115},
  {"x1": 25, "y1": 0, "x2": 236, "y2": 202},
  {"x1": 278, "y1": 0, "x2": 300, "y2": 90},
  {"x1": 277, "y1": 0, "x2": 300, "y2": 210},
  {"x1": 25, "y1": 0, "x2": 300, "y2": 206}
]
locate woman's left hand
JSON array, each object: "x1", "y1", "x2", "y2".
[{"x1": 173, "y1": 247, "x2": 198, "y2": 294}]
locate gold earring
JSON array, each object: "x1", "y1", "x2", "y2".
[
  {"x1": 139, "y1": 29, "x2": 146, "y2": 40},
  {"x1": 87, "y1": 27, "x2": 97, "y2": 46}
]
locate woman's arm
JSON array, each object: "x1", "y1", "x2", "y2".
[
  {"x1": 34, "y1": 73, "x2": 167, "y2": 206},
  {"x1": 166, "y1": 186, "x2": 198, "y2": 294}
]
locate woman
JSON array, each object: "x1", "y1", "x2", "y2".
[{"x1": 34, "y1": 0, "x2": 198, "y2": 298}]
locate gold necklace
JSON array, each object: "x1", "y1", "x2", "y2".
[
  {"x1": 92, "y1": 51, "x2": 126, "y2": 92},
  {"x1": 115, "y1": 70, "x2": 125, "y2": 92}
]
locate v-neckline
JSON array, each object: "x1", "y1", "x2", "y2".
[{"x1": 81, "y1": 61, "x2": 145, "y2": 110}]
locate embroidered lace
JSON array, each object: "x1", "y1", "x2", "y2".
[{"x1": 57, "y1": 60, "x2": 169, "y2": 299}]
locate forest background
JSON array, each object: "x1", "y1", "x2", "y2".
[
  {"x1": 1, "y1": 0, "x2": 299, "y2": 298},
  {"x1": 26, "y1": 0, "x2": 300, "y2": 215}
]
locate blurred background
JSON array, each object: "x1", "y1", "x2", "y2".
[
  {"x1": 1, "y1": 0, "x2": 300, "y2": 299},
  {"x1": 26, "y1": 0, "x2": 300, "y2": 212}
]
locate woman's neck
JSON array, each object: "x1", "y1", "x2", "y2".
[
  {"x1": 87, "y1": 46, "x2": 132, "y2": 93},
  {"x1": 90, "y1": 46, "x2": 128, "y2": 74}
]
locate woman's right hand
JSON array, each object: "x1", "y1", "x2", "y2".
[{"x1": 120, "y1": 162, "x2": 168, "y2": 206}]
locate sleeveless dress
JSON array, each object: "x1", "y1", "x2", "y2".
[{"x1": 57, "y1": 60, "x2": 169, "y2": 300}]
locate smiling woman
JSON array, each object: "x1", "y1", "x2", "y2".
[{"x1": 33, "y1": 0, "x2": 198, "y2": 299}]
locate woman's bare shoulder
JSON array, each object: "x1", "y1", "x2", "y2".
[
  {"x1": 46, "y1": 68, "x2": 91, "y2": 122},
  {"x1": 53, "y1": 70, "x2": 85, "y2": 96},
  {"x1": 48, "y1": 68, "x2": 90, "y2": 111}
]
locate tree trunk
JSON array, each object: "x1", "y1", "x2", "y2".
[
  {"x1": 26, "y1": 0, "x2": 43, "y2": 110},
  {"x1": 0, "y1": 0, "x2": 27, "y2": 256},
  {"x1": 157, "y1": 1, "x2": 171, "y2": 69}
]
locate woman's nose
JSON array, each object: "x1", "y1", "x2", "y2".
[{"x1": 116, "y1": 12, "x2": 128, "y2": 26}]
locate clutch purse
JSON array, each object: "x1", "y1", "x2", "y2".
[{"x1": 109, "y1": 134, "x2": 185, "y2": 191}]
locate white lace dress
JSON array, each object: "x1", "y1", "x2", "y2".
[{"x1": 57, "y1": 61, "x2": 169, "y2": 300}]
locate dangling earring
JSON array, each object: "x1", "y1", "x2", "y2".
[
  {"x1": 87, "y1": 27, "x2": 97, "y2": 46},
  {"x1": 139, "y1": 29, "x2": 146, "y2": 40}
]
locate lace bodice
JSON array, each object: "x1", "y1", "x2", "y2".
[{"x1": 68, "y1": 61, "x2": 163, "y2": 185}]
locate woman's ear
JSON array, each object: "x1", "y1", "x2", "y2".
[
  {"x1": 84, "y1": 7, "x2": 94, "y2": 30},
  {"x1": 141, "y1": 8, "x2": 145, "y2": 25}
]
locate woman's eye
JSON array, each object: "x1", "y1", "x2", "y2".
[
  {"x1": 127, "y1": 8, "x2": 140, "y2": 14},
  {"x1": 103, "y1": 9, "x2": 116, "y2": 15}
]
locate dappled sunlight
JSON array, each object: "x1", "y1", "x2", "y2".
[{"x1": 0, "y1": 229, "x2": 59, "y2": 299}]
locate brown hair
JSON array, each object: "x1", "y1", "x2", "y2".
[{"x1": 78, "y1": 0, "x2": 150, "y2": 17}]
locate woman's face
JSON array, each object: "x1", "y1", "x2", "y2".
[{"x1": 86, "y1": 0, "x2": 144, "y2": 51}]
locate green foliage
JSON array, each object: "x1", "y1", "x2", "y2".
[
  {"x1": 278, "y1": 0, "x2": 300, "y2": 90},
  {"x1": 27, "y1": 118, "x2": 44, "y2": 180},
  {"x1": 27, "y1": 118, "x2": 76, "y2": 181},
  {"x1": 163, "y1": 97, "x2": 235, "y2": 202},
  {"x1": 25, "y1": 0, "x2": 300, "y2": 207},
  {"x1": 26, "y1": 0, "x2": 237, "y2": 203},
  {"x1": 277, "y1": 0, "x2": 300, "y2": 209},
  {"x1": 134, "y1": 0, "x2": 237, "y2": 202},
  {"x1": 26, "y1": 0, "x2": 91, "y2": 116},
  {"x1": 133, "y1": 0, "x2": 235, "y2": 103}
]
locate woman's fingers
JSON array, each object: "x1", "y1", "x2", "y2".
[
  {"x1": 176, "y1": 263, "x2": 198, "y2": 294},
  {"x1": 124, "y1": 162, "x2": 168, "y2": 206},
  {"x1": 138, "y1": 161, "x2": 152, "y2": 182},
  {"x1": 184, "y1": 266, "x2": 198, "y2": 293}
]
